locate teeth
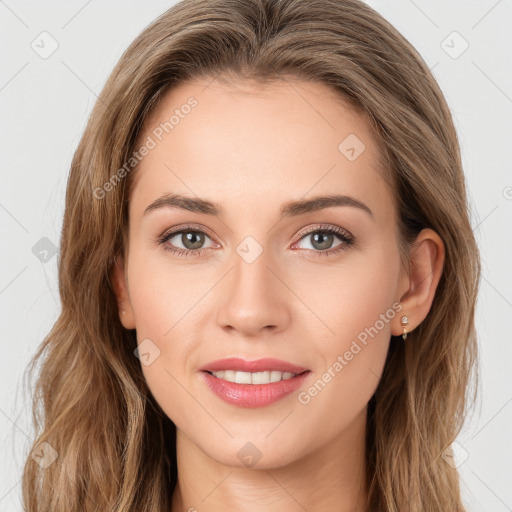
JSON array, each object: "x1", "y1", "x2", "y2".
[{"x1": 210, "y1": 370, "x2": 297, "y2": 384}]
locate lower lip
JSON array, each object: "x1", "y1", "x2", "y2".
[{"x1": 200, "y1": 370, "x2": 312, "y2": 408}]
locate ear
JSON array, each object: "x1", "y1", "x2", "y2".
[
  {"x1": 111, "y1": 253, "x2": 136, "y2": 329},
  {"x1": 391, "y1": 228, "x2": 445, "y2": 337}
]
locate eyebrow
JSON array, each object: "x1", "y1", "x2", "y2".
[{"x1": 143, "y1": 192, "x2": 373, "y2": 219}]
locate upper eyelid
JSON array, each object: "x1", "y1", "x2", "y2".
[
  {"x1": 294, "y1": 223, "x2": 352, "y2": 239},
  {"x1": 161, "y1": 224, "x2": 218, "y2": 243}
]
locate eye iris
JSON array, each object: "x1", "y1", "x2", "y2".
[
  {"x1": 311, "y1": 232, "x2": 334, "y2": 250},
  {"x1": 182, "y1": 231, "x2": 204, "y2": 250}
]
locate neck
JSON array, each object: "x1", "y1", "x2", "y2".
[{"x1": 171, "y1": 407, "x2": 368, "y2": 512}]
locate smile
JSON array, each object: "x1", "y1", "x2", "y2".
[{"x1": 206, "y1": 370, "x2": 299, "y2": 384}]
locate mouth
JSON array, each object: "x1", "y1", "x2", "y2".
[{"x1": 199, "y1": 358, "x2": 312, "y2": 408}]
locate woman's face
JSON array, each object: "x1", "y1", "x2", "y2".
[{"x1": 117, "y1": 77, "x2": 408, "y2": 468}]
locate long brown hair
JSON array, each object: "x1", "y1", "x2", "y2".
[{"x1": 21, "y1": 0, "x2": 480, "y2": 510}]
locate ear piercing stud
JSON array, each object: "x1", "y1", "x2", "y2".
[{"x1": 400, "y1": 315, "x2": 409, "y2": 340}]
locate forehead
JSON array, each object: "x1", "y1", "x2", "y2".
[{"x1": 128, "y1": 77, "x2": 393, "y2": 224}]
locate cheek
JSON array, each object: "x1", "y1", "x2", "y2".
[
  {"x1": 290, "y1": 247, "x2": 399, "y2": 429},
  {"x1": 125, "y1": 250, "x2": 190, "y2": 356},
  {"x1": 288, "y1": 242, "x2": 401, "y2": 346},
  {"x1": 126, "y1": 254, "x2": 201, "y2": 429},
  {"x1": 128, "y1": 250, "x2": 200, "y2": 337}
]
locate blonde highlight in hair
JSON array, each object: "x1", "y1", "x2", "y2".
[{"x1": 21, "y1": 1, "x2": 480, "y2": 510}]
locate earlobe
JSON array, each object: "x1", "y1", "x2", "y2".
[
  {"x1": 392, "y1": 228, "x2": 445, "y2": 338},
  {"x1": 111, "y1": 254, "x2": 136, "y2": 329}
]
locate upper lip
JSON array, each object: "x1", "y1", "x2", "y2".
[{"x1": 200, "y1": 357, "x2": 309, "y2": 374}]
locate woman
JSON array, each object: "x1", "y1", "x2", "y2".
[{"x1": 22, "y1": 0, "x2": 480, "y2": 510}]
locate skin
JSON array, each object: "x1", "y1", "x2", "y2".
[{"x1": 112, "y1": 77, "x2": 445, "y2": 512}]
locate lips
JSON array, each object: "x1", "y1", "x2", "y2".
[
  {"x1": 198, "y1": 357, "x2": 312, "y2": 408},
  {"x1": 200, "y1": 369, "x2": 311, "y2": 408},
  {"x1": 199, "y1": 357, "x2": 309, "y2": 374}
]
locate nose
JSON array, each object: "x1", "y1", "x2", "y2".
[{"x1": 215, "y1": 246, "x2": 291, "y2": 338}]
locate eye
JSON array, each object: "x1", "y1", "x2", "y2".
[
  {"x1": 157, "y1": 224, "x2": 217, "y2": 257},
  {"x1": 291, "y1": 224, "x2": 354, "y2": 257}
]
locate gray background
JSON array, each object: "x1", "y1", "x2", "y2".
[{"x1": 1, "y1": 0, "x2": 511, "y2": 510}]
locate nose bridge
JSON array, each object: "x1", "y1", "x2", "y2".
[{"x1": 215, "y1": 237, "x2": 290, "y2": 335}]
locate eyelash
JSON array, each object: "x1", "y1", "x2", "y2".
[{"x1": 156, "y1": 223, "x2": 355, "y2": 258}]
